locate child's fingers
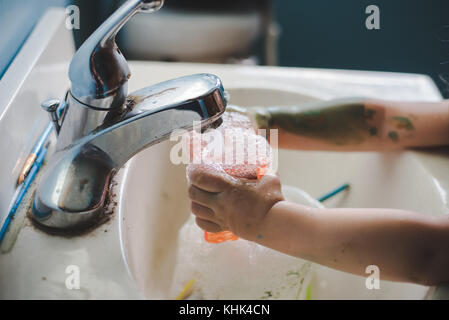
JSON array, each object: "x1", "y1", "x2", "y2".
[
  {"x1": 195, "y1": 217, "x2": 223, "y2": 233},
  {"x1": 187, "y1": 164, "x2": 231, "y2": 192},
  {"x1": 188, "y1": 184, "x2": 218, "y2": 207},
  {"x1": 191, "y1": 201, "x2": 216, "y2": 222}
]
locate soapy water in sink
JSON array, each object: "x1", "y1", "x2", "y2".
[
  {"x1": 173, "y1": 110, "x2": 320, "y2": 299},
  {"x1": 169, "y1": 185, "x2": 322, "y2": 300}
]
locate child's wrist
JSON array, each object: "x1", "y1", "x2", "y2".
[{"x1": 240, "y1": 200, "x2": 286, "y2": 242}]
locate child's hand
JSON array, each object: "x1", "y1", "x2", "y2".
[{"x1": 187, "y1": 164, "x2": 284, "y2": 241}]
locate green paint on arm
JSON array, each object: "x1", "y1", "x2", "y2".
[
  {"x1": 364, "y1": 109, "x2": 376, "y2": 120},
  {"x1": 388, "y1": 131, "x2": 399, "y2": 142},
  {"x1": 255, "y1": 99, "x2": 374, "y2": 146},
  {"x1": 392, "y1": 116, "x2": 414, "y2": 131}
]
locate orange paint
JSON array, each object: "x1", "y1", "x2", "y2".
[{"x1": 204, "y1": 230, "x2": 239, "y2": 244}]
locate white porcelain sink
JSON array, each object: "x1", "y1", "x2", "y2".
[
  {"x1": 118, "y1": 87, "x2": 442, "y2": 300},
  {"x1": 3, "y1": 9, "x2": 447, "y2": 300}
]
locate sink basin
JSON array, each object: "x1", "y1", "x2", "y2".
[{"x1": 118, "y1": 87, "x2": 439, "y2": 299}]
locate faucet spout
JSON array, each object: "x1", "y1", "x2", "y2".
[{"x1": 32, "y1": 74, "x2": 227, "y2": 230}]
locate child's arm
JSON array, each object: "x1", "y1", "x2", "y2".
[
  {"x1": 257, "y1": 202, "x2": 449, "y2": 285},
  {"x1": 187, "y1": 167, "x2": 449, "y2": 285},
  {"x1": 234, "y1": 98, "x2": 449, "y2": 151}
]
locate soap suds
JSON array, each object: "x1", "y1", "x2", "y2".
[{"x1": 187, "y1": 110, "x2": 272, "y2": 179}]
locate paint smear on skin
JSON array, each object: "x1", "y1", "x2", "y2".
[
  {"x1": 392, "y1": 116, "x2": 414, "y2": 131},
  {"x1": 364, "y1": 109, "x2": 376, "y2": 120},
  {"x1": 255, "y1": 99, "x2": 375, "y2": 146},
  {"x1": 369, "y1": 127, "x2": 378, "y2": 136},
  {"x1": 388, "y1": 131, "x2": 399, "y2": 142}
]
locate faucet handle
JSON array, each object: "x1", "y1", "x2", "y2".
[{"x1": 68, "y1": 0, "x2": 164, "y2": 111}]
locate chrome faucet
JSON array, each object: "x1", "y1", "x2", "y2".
[{"x1": 32, "y1": 0, "x2": 227, "y2": 231}]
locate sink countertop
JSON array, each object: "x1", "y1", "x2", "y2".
[{"x1": 1, "y1": 60, "x2": 448, "y2": 299}]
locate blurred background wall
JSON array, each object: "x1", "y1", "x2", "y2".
[
  {"x1": 1, "y1": 0, "x2": 449, "y2": 96},
  {"x1": 275, "y1": 0, "x2": 449, "y2": 97}
]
